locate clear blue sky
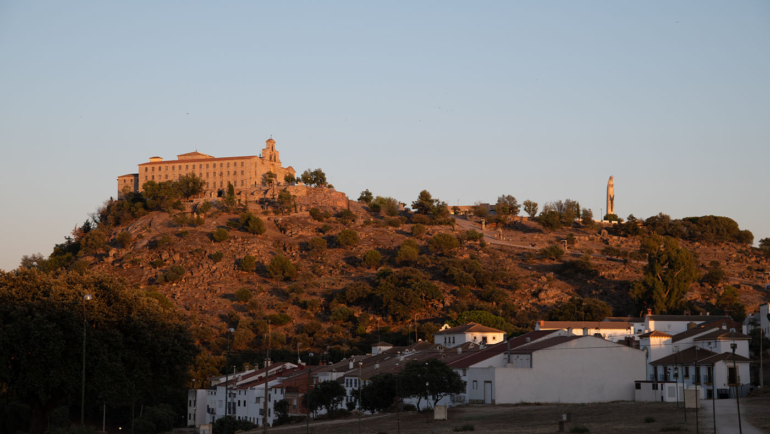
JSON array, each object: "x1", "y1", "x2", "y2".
[{"x1": 1, "y1": 1, "x2": 768, "y2": 271}]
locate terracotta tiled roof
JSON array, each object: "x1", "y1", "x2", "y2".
[
  {"x1": 373, "y1": 342, "x2": 393, "y2": 347},
  {"x1": 434, "y1": 322, "x2": 505, "y2": 335},
  {"x1": 447, "y1": 330, "x2": 560, "y2": 368},
  {"x1": 647, "y1": 315, "x2": 730, "y2": 322},
  {"x1": 697, "y1": 352, "x2": 751, "y2": 364},
  {"x1": 693, "y1": 330, "x2": 751, "y2": 341},
  {"x1": 138, "y1": 155, "x2": 260, "y2": 166},
  {"x1": 538, "y1": 321, "x2": 632, "y2": 330},
  {"x1": 507, "y1": 336, "x2": 585, "y2": 354},
  {"x1": 604, "y1": 317, "x2": 644, "y2": 323},
  {"x1": 671, "y1": 326, "x2": 724, "y2": 343},
  {"x1": 639, "y1": 331, "x2": 673, "y2": 338},
  {"x1": 650, "y1": 347, "x2": 718, "y2": 365}
]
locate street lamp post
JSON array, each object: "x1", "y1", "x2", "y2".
[
  {"x1": 225, "y1": 328, "x2": 234, "y2": 432},
  {"x1": 358, "y1": 362, "x2": 362, "y2": 434},
  {"x1": 695, "y1": 347, "x2": 699, "y2": 434},
  {"x1": 81, "y1": 294, "x2": 93, "y2": 430},
  {"x1": 425, "y1": 381, "x2": 430, "y2": 423}
]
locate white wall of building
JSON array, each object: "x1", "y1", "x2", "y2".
[{"x1": 490, "y1": 337, "x2": 646, "y2": 404}]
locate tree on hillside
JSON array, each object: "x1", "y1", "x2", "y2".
[
  {"x1": 412, "y1": 190, "x2": 434, "y2": 214},
  {"x1": 223, "y1": 182, "x2": 236, "y2": 210},
  {"x1": 453, "y1": 310, "x2": 509, "y2": 332},
  {"x1": 358, "y1": 189, "x2": 373, "y2": 204},
  {"x1": 710, "y1": 285, "x2": 747, "y2": 322},
  {"x1": 700, "y1": 261, "x2": 726, "y2": 288},
  {"x1": 0, "y1": 269, "x2": 197, "y2": 434},
  {"x1": 547, "y1": 296, "x2": 612, "y2": 321},
  {"x1": 177, "y1": 173, "x2": 206, "y2": 199},
  {"x1": 523, "y1": 200, "x2": 538, "y2": 218},
  {"x1": 538, "y1": 210, "x2": 562, "y2": 231},
  {"x1": 496, "y1": 195, "x2": 520, "y2": 217},
  {"x1": 300, "y1": 168, "x2": 327, "y2": 187},
  {"x1": 283, "y1": 173, "x2": 296, "y2": 184},
  {"x1": 630, "y1": 236, "x2": 699, "y2": 314},
  {"x1": 263, "y1": 171, "x2": 277, "y2": 185}
]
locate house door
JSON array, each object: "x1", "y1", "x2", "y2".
[{"x1": 484, "y1": 382, "x2": 492, "y2": 404}]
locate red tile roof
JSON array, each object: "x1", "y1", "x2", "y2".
[
  {"x1": 138, "y1": 155, "x2": 259, "y2": 166},
  {"x1": 538, "y1": 321, "x2": 632, "y2": 330},
  {"x1": 507, "y1": 336, "x2": 584, "y2": 354},
  {"x1": 650, "y1": 347, "x2": 718, "y2": 365},
  {"x1": 639, "y1": 331, "x2": 673, "y2": 338},
  {"x1": 693, "y1": 330, "x2": 750, "y2": 341},
  {"x1": 447, "y1": 330, "x2": 560, "y2": 368}
]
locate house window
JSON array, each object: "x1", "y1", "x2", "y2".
[
  {"x1": 728, "y1": 367, "x2": 737, "y2": 385},
  {"x1": 635, "y1": 383, "x2": 641, "y2": 390},
  {"x1": 684, "y1": 367, "x2": 689, "y2": 379},
  {"x1": 652, "y1": 384, "x2": 658, "y2": 390},
  {"x1": 472, "y1": 380, "x2": 478, "y2": 390}
]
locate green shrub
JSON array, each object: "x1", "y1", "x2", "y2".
[
  {"x1": 396, "y1": 243, "x2": 419, "y2": 264},
  {"x1": 151, "y1": 259, "x2": 166, "y2": 268},
  {"x1": 145, "y1": 291, "x2": 173, "y2": 310},
  {"x1": 337, "y1": 209, "x2": 357, "y2": 225},
  {"x1": 540, "y1": 245, "x2": 565, "y2": 260},
  {"x1": 362, "y1": 250, "x2": 382, "y2": 268},
  {"x1": 226, "y1": 221, "x2": 240, "y2": 229},
  {"x1": 212, "y1": 228, "x2": 230, "y2": 242},
  {"x1": 266, "y1": 255, "x2": 297, "y2": 281},
  {"x1": 386, "y1": 218, "x2": 402, "y2": 228},
  {"x1": 159, "y1": 265, "x2": 185, "y2": 283},
  {"x1": 197, "y1": 201, "x2": 212, "y2": 214},
  {"x1": 453, "y1": 424, "x2": 475, "y2": 432},
  {"x1": 465, "y1": 229, "x2": 483, "y2": 241},
  {"x1": 411, "y1": 214, "x2": 430, "y2": 225},
  {"x1": 210, "y1": 251, "x2": 224, "y2": 262},
  {"x1": 267, "y1": 313, "x2": 292, "y2": 326},
  {"x1": 178, "y1": 230, "x2": 189, "y2": 238},
  {"x1": 336, "y1": 229, "x2": 360, "y2": 247},
  {"x1": 116, "y1": 231, "x2": 133, "y2": 248},
  {"x1": 309, "y1": 207, "x2": 325, "y2": 221},
  {"x1": 235, "y1": 287, "x2": 253, "y2": 302},
  {"x1": 308, "y1": 237, "x2": 327, "y2": 255},
  {"x1": 320, "y1": 224, "x2": 333, "y2": 234},
  {"x1": 239, "y1": 255, "x2": 257, "y2": 272},
  {"x1": 428, "y1": 233, "x2": 459, "y2": 255},
  {"x1": 412, "y1": 224, "x2": 426, "y2": 237}
]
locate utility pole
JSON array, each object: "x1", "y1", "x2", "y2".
[
  {"x1": 263, "y1": 319, "x2": 271, "y2": 434},
  {"x1": 731, "y1": 341, "x2": 742, "y2": 434},
  {"x1": 358, "y1": 362, "x2": 362, "y2": 434},
  {"x1": 305, "y1": 368, "x2": 312, "y2": 434},
  {"x1": 81, "y1": 294, "x2": 92, "y2": 431},
  {"x1": 712, "y1": 362, "x2": 716, "y2": 434},
  {"x1": 225, "y1": 327, "x2": 234, "y2": 432},
  {"x1": 695, "y1": 347, "x2": 699, "y2": 434}
]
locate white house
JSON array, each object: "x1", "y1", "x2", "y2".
[
  {"x1": 745, "y1": 302, "x2": 769, "y2": 339},
  {"x1": 643, "y1": 313, "x2": 734, "y2": 336},
  {"x1": 469, "y1": 336, "x2": 645, "y2": 404},
  {"x1": 535, "y1": 320, "x2": 636, "y2": 343},
  {"x1": 434, "y1": 322, "x2": 506, "y2": 348}
]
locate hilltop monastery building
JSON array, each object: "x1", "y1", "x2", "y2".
[{"x1": 117, "y1": 138, "x2": 295, "y2": 197}]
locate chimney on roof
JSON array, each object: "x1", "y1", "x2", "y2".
[
  {"x1": 723, "y1": 323, "x2": 727, "y2": 330},
  {"x1": 374, "y1": 363, "x2": 379, "y2": 370},
  {"x1": 457, "y1": 347, "x2": 462, "y2": 355},
  {"x1": 349, "y1": 360, "x2": 353, "y2": 370},
  {"x1": 684, "y1": 310, "x2": 691, "y2": 316},
  {"x1": 706, "y1": 312, "x2": 710, "y2": 316},
  {"x1": 525, "y1": 337, "x2": 531, "y2": 343},
  {"x1": 647, "y1": 308, "x2": 652, "y2": 316},
  {"x1": 687, "y1": 322, "x2": 697, "y2": 330}
]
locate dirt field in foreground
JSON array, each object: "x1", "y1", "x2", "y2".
[{"x1": 266, "y1": 402, "x2": 708, "y2": 434}]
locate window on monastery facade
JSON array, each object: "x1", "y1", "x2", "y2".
[
  {"x1": 206, "y1": 182, "x2": 209, "y2": 188},
  {"x1": 145, "y1": 167, "x2": 148, "y2": 172},
  {"x1": 241, "y1": 162, "x2": 244, "y2": 167},
  {"x1": 241, "y1": 180, "x2": 244, "y2": 186},
  {"x1": 227, "y1": 171, "x2": 230, "y2": 176},
  {"x1": 186, "y1": 165, "x2": 189, "y2": 170},
  {"x1": 227, "y1": 162, "x2": 230, "y2": 167},
  {"x1": 152, "y1": 175, "x2": 155, "y2": 180},
  {"x1": 220, "y1": 163, "x2": 223, "y2": 168},
  {"x1": 199, "y1": 173, "x2": 202, "y2": 178},
  {"x1": 241, "y1": 170, "x2": 244, "y2": 175},
  {"x1": 172, "y1": 166, "x2": 175, "y2": 171},
  {"x1": 151, "y1": 167, "x2": 155, "y2": 172},
  {"x1": 165, "y1": 166, "x2": 168, "y2": 171},
  {"x1": 220, "y1": 172, "x2": 223, "y2": 177},
  {"x1": 165, "y1": 175, "x2": 168, "y2": 179}
]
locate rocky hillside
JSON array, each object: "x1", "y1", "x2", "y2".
[{"x1": 76, "y1": 186, "x2": 770, "y2": 357}]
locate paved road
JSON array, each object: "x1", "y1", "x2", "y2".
[{"x1": 701, "y1": 398, "x2": 763, "y2": 434}]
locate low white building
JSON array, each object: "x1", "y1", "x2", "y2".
[
  {"x1": 464, "y1": 336, "x2": 645, "y2": 404},
  {"x1": 535, "y1": 320, "x2": 636, "y2": 343},
  {"x1": 434, "y1": 322, "x2": 506, "y2": 348},
  {"x1": 745, "y1": 302, "x2": 769, "y2": 338}
]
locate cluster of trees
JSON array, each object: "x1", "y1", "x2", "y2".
[
  {"x1": 303, "y1": 359, "x2": 463, "y2": 416},
  {"x1": 614, "y1": 213, "x2": 754, "y2": 245},
  {"x1": 300, "y1": 168, "x2": 327, "y2": 187},
  {"x1": 0, "y1": 269, "x2": 197, "y2": 434}
]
